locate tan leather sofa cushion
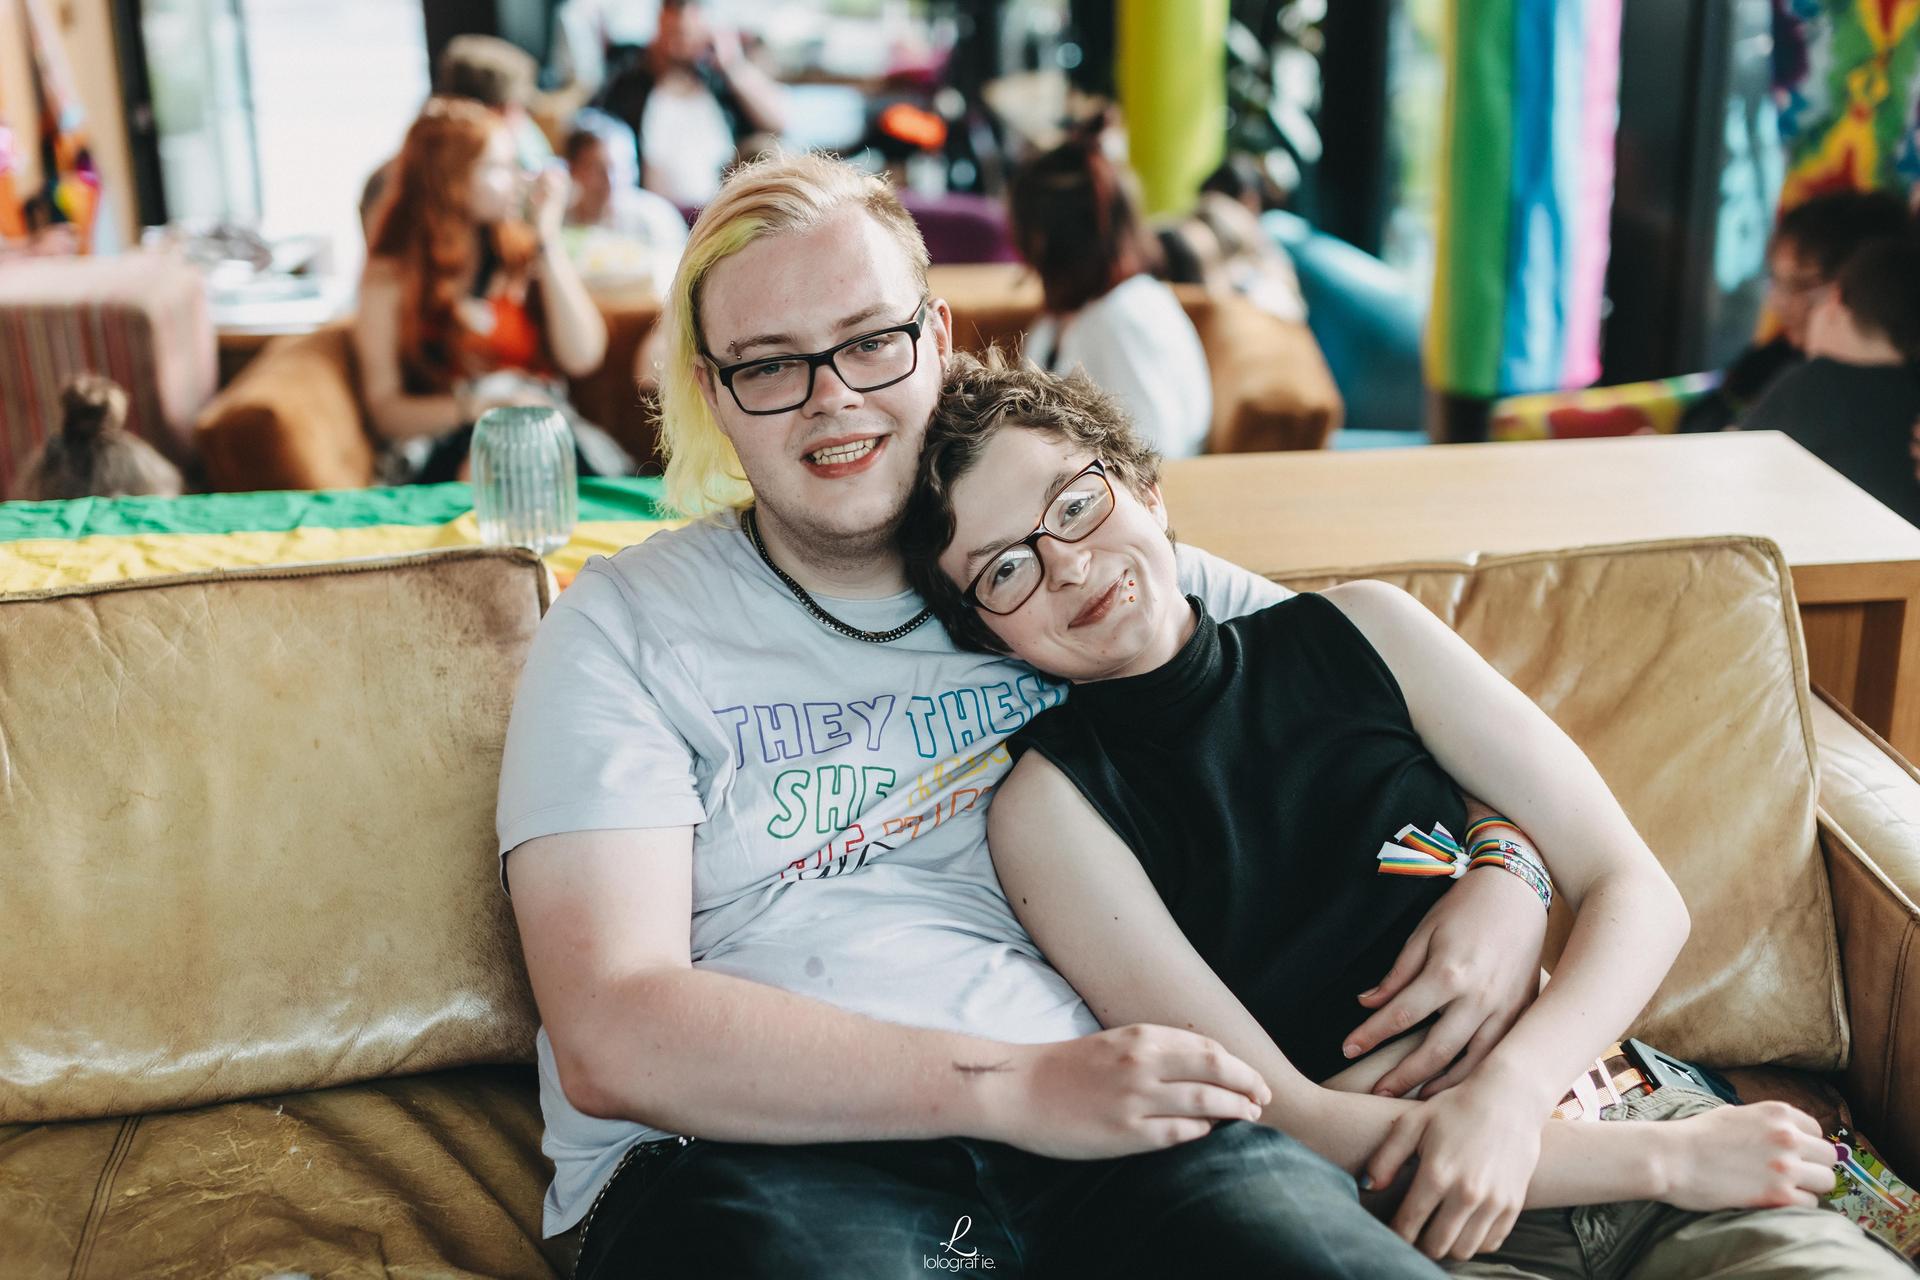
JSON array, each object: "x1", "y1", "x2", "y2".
[
  {"x1": 0, "y1": 1116, "x2": 127, "y2": 1278},
  {"x1": 1282, "y1": 536, "x2": 1847, "y2": 1070},
  {"x1": 0, "y1": 1066, "x2": 563, "y2": 1279},
  {"x1": 0, "y1": 550, "x2": 550, "y2": 1124}
]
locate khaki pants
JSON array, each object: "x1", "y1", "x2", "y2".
[{"x1": 1450, "y1": 1087, "x2": 1915, "y2": 1279}]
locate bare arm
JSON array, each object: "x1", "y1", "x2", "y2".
[
  {"x1": 986, "y1": 757, "x2": 1828, "y2": 1215},
  {"x1": 353, "y1": 261, "x2": 468, "y2": 440},
  {"x1": 527, "y1": 171, "x2": 608, "y2": 378},
  {"x1": 1322, "y1": 580, "x2": 1692, "y2": 1107},
  {"x1": 712, "y1": 33, "x2": 787, "y2": 136},
  {"x1": 1341, "y1": 794, "x2": 1550, "y2": 1099},
  {"x1": 506, "y1": 824, "x2": 1267, "y2": 1153}
]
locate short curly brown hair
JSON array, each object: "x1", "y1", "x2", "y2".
[
  {"x1": 1836, "y1": 236, "x2": 1920, "y2": 362},
  {"x1": 900, "y1": 349, "x2": 1165, "y2": 654}
]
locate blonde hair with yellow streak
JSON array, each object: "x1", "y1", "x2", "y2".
[{"x1": 658, "y1": 152, "x2": 932, "y2": 515}]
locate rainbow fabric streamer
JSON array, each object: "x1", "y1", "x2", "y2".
[
  {"x1": 1377, "y1": 822, "x2": 1465, "y2": 878},
  {"x1": 1427, "y1": 0, "x2": 1623, "y2": 398}
]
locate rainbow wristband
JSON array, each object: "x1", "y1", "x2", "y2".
[
  {"x1": 1464, "y1": 816, "x2": 1528, "y2": 846},
  {"x1": 1464, "y1": 817, "x2": 1554, "y2": 911}
]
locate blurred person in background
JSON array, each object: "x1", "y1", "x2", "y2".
[
  {"x1": 1010, "y1": 114, "x2": 1213, "y2": 458},
  {"x1": 361, "y1": 36, "x2": 557, "y2": 240},
  {"x1": 563, "y1": 108, "x2": 688, "y2": 290},
  {"x1": 354, "y1": 97, "x2": 629, "y2": 484},
  {"x1": 1186, "y1": 153, "x2": 1308, "y2": 322},
  {"x1": 1681, "y1": 188, "x2": 1910, "y2": 433},
  {"x1": 595, "y1": 0, "x2": 787, "y2": 207},
  {"x1": 1744, "y1": 236, "x2": 1920, "y2": 526}
]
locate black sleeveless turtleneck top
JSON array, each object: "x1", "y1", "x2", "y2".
[{"x1": 1011, "y1": 593, "x2": 1463, "y2": 1083}]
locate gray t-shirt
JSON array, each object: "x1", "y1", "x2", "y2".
[{"x1": 496, "y1": 512, "x2": 1290, "y2": 1235}]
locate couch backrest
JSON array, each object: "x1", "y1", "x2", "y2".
[
  {"x1": 1281, "y1": 536, "x2": 1846, "y2": 1070},
  {"x1": 0, "y1": 550, "x2": 548, "y2": 1124},
  {"x1": 0, "y1": 536, "x2": 1844, "y2": 1126}
]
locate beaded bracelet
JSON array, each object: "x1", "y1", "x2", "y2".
[{"x1": 1464, "y1": 816, "x2": 1554, "y2": 911}]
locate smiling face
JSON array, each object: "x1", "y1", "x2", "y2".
[
  {"x1": 938, "y1": 426, "x2": 1188, "y2": 682},
  {"x1": 695, "y1": 206, "x2": 952, "y2": 564}
]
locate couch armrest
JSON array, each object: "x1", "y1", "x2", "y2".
[
  {"x1": 196, "y1": 326, "x2": 375, "y2": 492},
  {"x1": 1813, "y1": 690, "x2": 1920, "y2": 1174}
]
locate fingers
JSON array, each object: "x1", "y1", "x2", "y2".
[
  {"x1": 1355, "y1": 924, "x2": 1431, "y2": 1013},
  {"x1": 1416, "y1": 1017, "x2": 1513, "y2": 1100},
  {"x1": 1785, "y1": 1105, "x2": 1821, "y2": 1137},
  {"x1": 1371, "y1": 1002, "x2": 1481, "y2": 1098},
  {"x1": 1483, "y1": 1202, "x2": 1523, "y2": 1257},
  {"x1": 1440, "y1": 1197, "x2": 1504, "y2": 1262},
  {"x1": 1145, "y1": 1082, "x2": 1267, "y2": 1126},
  {"x1": 1389, "y1": 1161, "x2": 1446, "y2": 1246},
  {"x1": 1161, "y1": 1037, "x2": 1272, "y2": 1110},
  {"x1": 1794, "y1": 1157, "x2": 1840, "y2": 1198},
  {"x1": 1405, "y1": 1174, "x2": 1474, "y2": 1258},
  {"x1": 1143, "y1": 1116, "x2": 1214, "y2": 1149},
  {"x1": 1346, "y1": 978, "x2": 1449, "y2": 1064},
  {"x1": 1417, "y1": 1191, "x2": 1480, "y2": 1261},
  {"x1": 1796, "y1": 1133, "x2": 1843, "y2": 1197},
  {"x1": 1797, "y1": 1129, "x2": 1838, "y2": 1164},
  {"x1": 1366, "y1": 1111, "x2": 1428, "y2": 1191}
]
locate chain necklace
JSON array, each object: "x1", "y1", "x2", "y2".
[{"x1": 741, "y1": 507, "x2": 933, "y2": 644}]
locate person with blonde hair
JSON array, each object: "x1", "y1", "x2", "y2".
[{"x1": 495, "y1": 151, "x2": 1553, "y2": 1277}]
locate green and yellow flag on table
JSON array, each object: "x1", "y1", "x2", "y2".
[{"x1": 0, "y1": 479, "x2": 685, "y2": 594}]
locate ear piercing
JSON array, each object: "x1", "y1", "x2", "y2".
[{"x1": 1126, "y1": 576, "x2": 1136, "y2": 603}]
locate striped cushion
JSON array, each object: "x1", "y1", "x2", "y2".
[{"x1": 0, "y1": 253, "x2": 216, "y2": 496}]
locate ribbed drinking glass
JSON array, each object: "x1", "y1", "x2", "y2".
[{"x1": 471, "y1": 406, "x2": 578, "y2": 556}]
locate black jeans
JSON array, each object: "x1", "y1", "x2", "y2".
[{"x1": 573, "y1": 1120, "x2": 1444, "y2": 1279}]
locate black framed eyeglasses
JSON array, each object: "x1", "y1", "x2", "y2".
[
  {"x1": 706, "y1": 298, "x2": 930, "y2": 415},
  {"x1": 962, "y1": 460, "x2": 1116, "y2": 616}
]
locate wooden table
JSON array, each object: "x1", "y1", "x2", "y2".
[{"x1": 1162, "y1": 432, "x2": 1920, "y2": 760}]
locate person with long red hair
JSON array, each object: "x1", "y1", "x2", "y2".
[{"x1": 354, "y1": 95, "x2": 622, "y2": 482}]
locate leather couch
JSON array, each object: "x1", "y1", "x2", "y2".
[
  {"x1": 192, "y1": 265, "x2": 1343, "y2": 493},
  {"x1": 3, "y1": 533, "x2": 1915, "y2": 1277}
]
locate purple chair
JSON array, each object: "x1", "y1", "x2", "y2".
[{"x1": 899, "y1": 191, "x2": 1019, "y2": 265}]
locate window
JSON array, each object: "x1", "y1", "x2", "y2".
[{"x1": 141, "y1": 0, "x2": 429, "y2": 281}]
